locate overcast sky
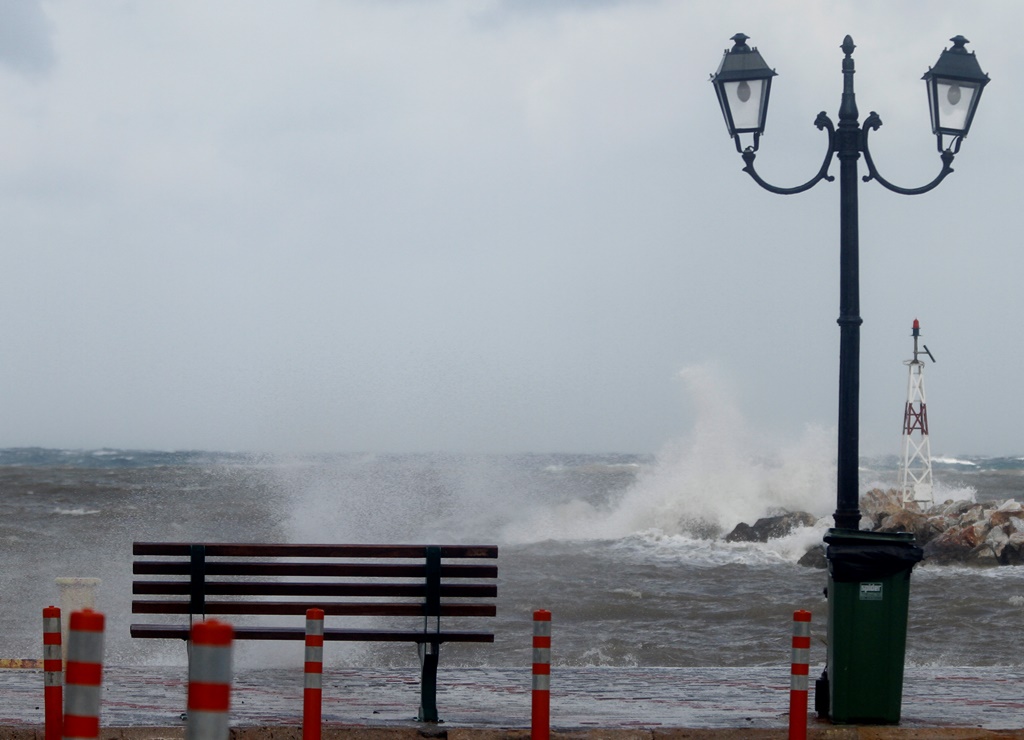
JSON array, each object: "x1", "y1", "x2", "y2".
[{"x1": 0, "y1": 1, "x2": 1019, "y2": 456}]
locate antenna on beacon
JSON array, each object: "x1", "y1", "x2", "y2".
[{"x1": 899, "y1": 318, "x2": 935, "y2": 508}]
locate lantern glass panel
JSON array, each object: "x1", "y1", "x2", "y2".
[
  {"x1": 722, "y1": 78, "x2": 767, "y2": 132},
  {"x1": 935, "y1": 80, "x2": 978, "y2": 133}
]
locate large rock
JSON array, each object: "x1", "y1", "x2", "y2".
[
  {"x1": 989, "y1": 500, "x2": 1024, "y2": 528},
  {"x1": 724, "y1": 511, "x2": 818, "y2": 542},
  {"x1": 939, "y1": 499, "x2": 977, "y2": 518},
  {"x1": 961, "y1": 505, "x2": 987, "y2": 526},
  {"x1": 860, "y1": 488, "x2": 906, "y2": 529},
  {"x1": 922, "y1": 523, "x2": 983, "y2": 564},
  {"x1": 876, "y1": 508, "x2": 940, "y2": 545},
  {"x1": 1008, "y1": 533, "x2": 1024, "y2": 565},
  {"x1": 797, "y1": 544, "x2": 828, "y2": 569}
]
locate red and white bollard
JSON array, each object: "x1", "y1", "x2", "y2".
[
  {"x1": 187, "y1": 619, "x2": 234, "y2": 740},
  {"x1": 63, "y1": 608, "x2": 104, "y2": 740},
  {"x1": 303, "y1": 608, "x2": 325, "y2": 740},
  {"x1": 42, "y1": 606, "x2": 63, "y2": 740},
  {"x1": 531, "y1": 609, "x2": 551, "y2": 740},
  {"x1": 789, "y1": 609, "x2": 812, "y2": 740}
]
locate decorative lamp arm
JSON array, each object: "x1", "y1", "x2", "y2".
[
  {"x1": 860, "y1": 112, "x2": 955, "y2": 195},
  {"x1": 740, "y1": 112, "x2": 837, "y2": 195}
]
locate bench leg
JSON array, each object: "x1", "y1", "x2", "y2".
[{"x1": 417, "y1": 641, "x2": 440, "y2": 722}]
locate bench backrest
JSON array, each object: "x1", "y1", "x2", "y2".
[{"x1": 132, "y1": 542, "x2": 498, "y2": 620}]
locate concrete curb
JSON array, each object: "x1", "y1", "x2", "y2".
[{"x1": 1, "y1": 727, "x2": 1023, "y2": 739}]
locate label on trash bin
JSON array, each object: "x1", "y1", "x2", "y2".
[{"x1": 859, "y1": 582, "x2": 883, "y2": 601}]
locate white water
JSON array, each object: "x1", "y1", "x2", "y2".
[{"x1": 282, "y1": 364, "x2": 840, "y2": 556}]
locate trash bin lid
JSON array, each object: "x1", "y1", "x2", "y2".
[
  {"x1": 824, "y1": 528, "x2": 917, "y2": 546},
  {"x1": 824, "y1": 529, "x2": 924, "y2": 582}
]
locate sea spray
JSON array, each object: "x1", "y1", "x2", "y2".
[
  {"x1": 279, "y1": 365, "x2": 841, "y2": 546},
  {"x1": 502, "y1": 365, "x2": 838, "y2": 543}
]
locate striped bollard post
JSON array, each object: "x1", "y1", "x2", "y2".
[
  {"x1": 303, "y1": 608, "x2": 325, "y2": 740},
  {"x1": 789, "y1": 610, "x2": 812, "y2": 740},
  {"x1": 63, "y1": 608, "x2": 104, "y2": 740},
  {"x1": 187, "y1": 619, "x2": 234, "y2": 740},
  {"x1": 532, "y1": 610, "x2": 551, "y2": 740},
  {"x1": 42, "y1": 606, "x2": 63, "y2": 740}
]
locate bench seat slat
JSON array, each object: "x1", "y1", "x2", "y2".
[
  {"x1": 133, "y1": 562, "x2": 498, "y2": 579},
  {"x1": 135, "y1": 562, "x2": 422, "y2": 578},
  {"x1": 132, "y1": 600, "x2": 497, "y2": 617},
  {"x1": 131, "y1": 624, "x2": 495, "y2": 643},
  {"x1": 132, "y1": 581, "x2": 497, "y2": 599},
  {"x1": 133, "y1": 543, "x2": 497, "y2": 559}
]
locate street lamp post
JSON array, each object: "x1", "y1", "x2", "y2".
[
  {"x1": 711, "y1": 34, "x2": 988, "y2": 531},
  {"x1": 711, "y1": 34, "x2": 989, "y2": 724}
]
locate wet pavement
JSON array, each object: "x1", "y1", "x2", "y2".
[{"x1": 1, "y1": 665, "x2": 1022, "y2": 732}]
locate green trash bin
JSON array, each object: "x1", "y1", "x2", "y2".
[{"x1": 824, "y1": 528, "x2": 924, "y2": 724}]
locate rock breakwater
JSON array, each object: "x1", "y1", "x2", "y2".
[
  {"x1": 726, "y1": 489, "x2": 1024, "y2": 567},
  {"x1": 862, "y1": 488, "x2": 1024, "y2": 566}
]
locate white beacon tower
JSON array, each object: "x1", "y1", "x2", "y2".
[{"x1": 899, "y1": 318, "x2": 936, "y2": 508}]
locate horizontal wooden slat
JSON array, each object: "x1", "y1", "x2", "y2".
[
  {"x1": 133, "y1": 542, "x2": 497, "y2": 559},
  {"x1": 132, "y1": 600, "x2": 497, "y2": 617},
  {"x1": 133, "y1": 581, "x2": 497, "y2": 599},
  {"x1": 133, "y1": 561, "x2": 498, "y2": 579},
  {"x1": 130, "y1": 541, "x2": 498, "y2": 652},
  {"x1": 131, "y1": 624, "x2": 494, "y2": 643},
  {"x1": 135, "y1": 562, "x2": 420, "y2": 578}
]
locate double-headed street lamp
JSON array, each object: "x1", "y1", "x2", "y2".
[
  {"x1": 711, "y1": 34, "x2": 988, "y2": 531},
  {"x1": 712, "y1": 35, "x2": 989, "y2": 724}
]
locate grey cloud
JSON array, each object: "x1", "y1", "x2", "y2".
[{"x1": 0, "y1": 0, "x2": 54, "y2": 76}]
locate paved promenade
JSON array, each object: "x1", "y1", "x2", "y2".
[{"x1": 1, "y1": 665, "x2": 1022, "y2": 737}]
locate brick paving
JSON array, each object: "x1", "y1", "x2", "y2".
[{"x1": 1, "y1": 665, "x2": 1022, "y2": 732}]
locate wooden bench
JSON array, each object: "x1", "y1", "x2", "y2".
[{"x1": 130, "y1": 542, "x2": 498, "y2": 722}]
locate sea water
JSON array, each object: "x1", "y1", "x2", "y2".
[{"x1": 1, "y1": 444, "x2": 1022, "y2": 672}]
